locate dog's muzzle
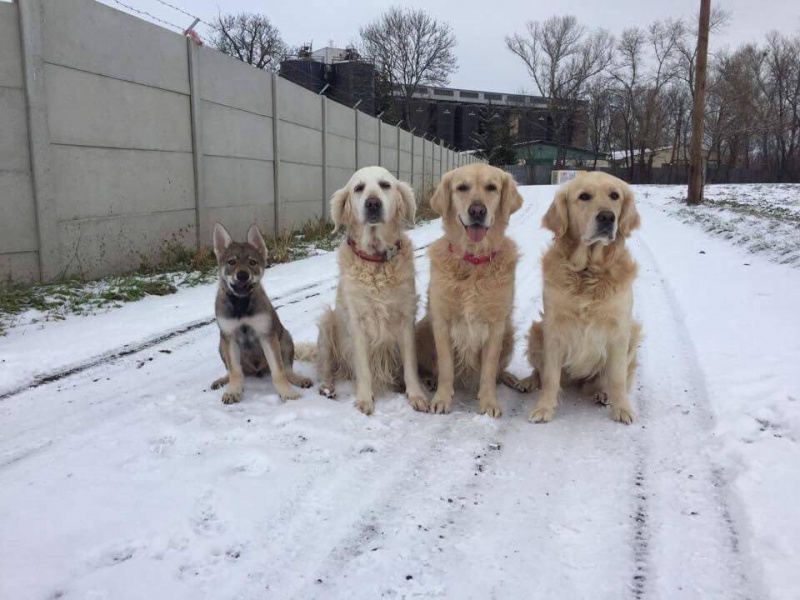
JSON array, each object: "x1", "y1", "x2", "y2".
[
  {"x1": 595, "y1": 210, "x2": 616, "y2": 237},
  {"x1": 460, "y1": 202, "x2": 489, "y2": 243},
  {"x1": 364, "y1": 196, "x2": 383, "y2": 224}
]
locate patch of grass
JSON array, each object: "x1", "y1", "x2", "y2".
[
  {"x1": 415, "y1": 182, "x2": 440, "y2": 223},
  {"x1": 0, "y1": 217, "x2": 343, "y2": 335},
  {"x1": 0, "y1": 274, "x2": 179, "y2": 335}
]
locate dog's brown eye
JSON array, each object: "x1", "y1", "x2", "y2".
[
  {"x1": 486, "y1": 184, "x2": 497, "y2": 192},
  {"x1": 227, "y1": 258, "x2": 236, "y2": 266},
  {"x1": 456, "y1": 183, "x2": 469, "y2": 192},
  {"x1": 579, "y1": 192, "x2": 592, "y2": 201},
  {"x1": 379, "y1": 181, "x2": 391, "y2": 190},
  {"x1": 354, "y1": 183, "x2": 365, "y2": 193},
  {"x1": 610, "y1": 192, "x2": 620, "y2": 200},
  {"x1": 248, "y1": 258, "x2": 258, "y2": 266}
]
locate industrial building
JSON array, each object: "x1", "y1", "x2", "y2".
[{"x1": 279, "y1": 47, "x2": 586, "y2": 152}]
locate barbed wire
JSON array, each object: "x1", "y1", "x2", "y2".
[
  {"x1": 109, "y1": 0, "x2": 212, "y2": 44},
  {"x1": 109, "y1": 0, "x2": 184, "y2": 32},
  {"x1": 151, "y1": 0, "x2": 209, "y2": 26}
]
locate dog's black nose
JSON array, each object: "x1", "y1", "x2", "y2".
[
  {"x1": 365, "y1": 196, "x2": 383, "y2": 222},
  {"x1": 596, "y1": 211, "x2": 615, "y2": 227},
  {"x1": 468, "y1": 203, "x2": 487, "y2": 223},
  {"x1": 236, "y1": 270, "x2": 250, "y2": 282}
]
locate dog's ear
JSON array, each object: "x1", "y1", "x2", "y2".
[
  {"x1": 213, "y1": 222, "x2": 233, "y2": 258},
  {"x1": 542, "y1": 187, "x2": 569, "y2": 238},
  {"x1": 330, "y1": 186, "x2": 352, "y2": 233},
  {"x1": 429, "y1": 171, "x2": 452, "y2": 218},
  {"x1": 618, "y1": 182, "x2": 640, "y2": 237},
  {"x1": 396, "y1": 180, "x2": 416, "y2": 227},
  {"x1": 246, "y1": 223, "x2": 269, "y2": 261},
  {"x1": 500, "y1": 172, "x2": 524, "y2": 220}
]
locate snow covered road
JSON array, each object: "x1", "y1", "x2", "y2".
[{"x1": 1, "y1": 185, "x2": 797, "y2": 599}]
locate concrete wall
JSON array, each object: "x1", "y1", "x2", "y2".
[
  {"x1": 1, "y1": 0, "x2": 482, "y2": 282},
  {"x1": 0, "y1": 1, "x2": 38, "y2": 281}
]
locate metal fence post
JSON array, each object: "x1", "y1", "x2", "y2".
[
  {"x1": 321, "y1": 95, "x2": 328, "y2": 220},
  {"x1": 421, "y1": 137, "x2": 426, "y2": 192},
  {"x1": 186, "y1": 38, "x2": 205, "y2": 250},
  {"x1": 17, "y1": 0, "x2": 60, "y2": 281},
  {"x1": 396, "y1": 126, "x2": 401, "y2": 179},
  {"x1": 271, "y1": 73, "x2": 281, "y2": 236},
  {"x1": 354, "y1": 108, "x2": 359, "y2": 169}
]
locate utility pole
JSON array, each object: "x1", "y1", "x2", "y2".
[{"x1": 687, "y1": 0, "x2": 711, "y2": 205}]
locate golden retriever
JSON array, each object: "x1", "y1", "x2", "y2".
[
  {"x1": 315, "y1": 166, "x2": 429, "y2": 415},
  {"x1": 415, "y1": 164, "x2": 523, "y2": 418},
  {"x1": 518, "y1": 172, "x2": 642, "y2": 424}
]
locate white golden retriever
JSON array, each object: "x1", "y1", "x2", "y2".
[{"x1": 314, "y1": 166, "x2": 429, "y2": 415}]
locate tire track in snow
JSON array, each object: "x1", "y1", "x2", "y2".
[{"x1": 631, "y1": 234, "x2": 755, "y2": 599}]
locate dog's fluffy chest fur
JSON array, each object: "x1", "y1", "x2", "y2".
[
  {"x1": 429, "y1": 238, "x2": 518, "y2": 326},
  {"x1": 215, "y1": 287, "x2": 277, "y2": 341},
  {"x1": 336, "y1": 237, "x2": 417, "y2": 336}
]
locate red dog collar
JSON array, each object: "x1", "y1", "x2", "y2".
[
  {"x1": 348, "y1": 237, "x2": 401, "y2": 263},
  {"x1": 448, "y1": 243, "x2": 497, "y2": 265}
]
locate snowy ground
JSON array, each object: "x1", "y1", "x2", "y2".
[
  {"x1": 1, "y1": 185, "x2": 798, "y2": 599},
  {"x1": 638, "y1": 183, "x2": 800, "y2": 267}
]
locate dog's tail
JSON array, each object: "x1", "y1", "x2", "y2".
[{"x1": 294, "y1": 342, "x2": 318, "y2": 363}]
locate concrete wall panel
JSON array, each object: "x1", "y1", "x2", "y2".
[
  {"x1": 0, "y1": 172, "x2": 37, "y2": 254},
  {"x1": 45, "y1": 64, "x2": 191, "y2": 151},
  {"x1": 202, "y1": 101, "x2": 273, "y2": 160},
  {"x1": 52, "y1": 146, "x2": 194, "y2": 221},
  {"x1": 279, "y1": 121, "x2": 322, "y2": 166},
  {"x1": 59, "y1": 210, "x2": 196, "y2": 278},
  {"x1": 198, "y1": 46, "x2": 272, "y2": 117},
  {"x1": 42, "y1": 0, "x2": 189, "y2": 94},
  {"x1": 279, "y1": 78, "x2": 322, "y2": 129}
]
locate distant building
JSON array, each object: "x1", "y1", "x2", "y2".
[
  {"x1": 514, "y1": 140, "x2": 605, "y2": 167},
  {"x1": 280, "y1": 45, "x2": 376, "y2": 116},
  {"x1": 279, "y1": 47, "x2": 587, "y2": 152}
]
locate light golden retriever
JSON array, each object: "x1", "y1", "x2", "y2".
[
  {"x1": 315, "y1": 166, "x2": 429, "y2": 415},
  {"x1": 518, "y1": 172, "x2": 642, "y2": 424},
  {"x1": 415, "y1": 164, "x2": 523, "y2": 418}
]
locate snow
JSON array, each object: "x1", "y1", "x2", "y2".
[{"x1": 1, "y1": 185, "x2": 798, "y2": 599}]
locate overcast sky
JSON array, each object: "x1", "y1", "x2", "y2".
[{"x1": 99, "y1": 0, "x2": 800, "y2": 94}]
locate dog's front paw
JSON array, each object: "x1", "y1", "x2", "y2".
[
  {"x1": 355, "y1": 394, "x2": 375, "y2": 416},
  {"x1": 429, "y1": 389, "x2": 453, "y2": 414},
  {"x1": 407, "y1": 390, "x2": 430, "y2": 413},
  {"x1": 279, "y1": 387, "x2": 301, "y2": 401},
  {"x1": 610, "y1": 404, "x2": 635, "y2": 424},
  {"x1": 528, "y1": 403, "x2": 555, "y2": 423},
  {"x1": 211, "y1": 376, "x2": 228, "y2": 390},
  {"x1": 319, "y1": 383, "x2": 336, "y2": 399},
  {"x1": 222, "y1": 387, "x2": 243, "y2": 405},
  {"x1": 498, "y1": 371, "x2": 533, "y2": 394},
  {"x1": 294, "y1": 376, "x2": 313, "y2": 389},
  {"x1": 478, "y1": 390, "x2": 502, "y2": 418},
  {"x1": 593, "y1": 392, "x2": 610, "y2": 406}
]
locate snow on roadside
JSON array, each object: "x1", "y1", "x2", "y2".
[{"x1": 636, "y1": 183, "x2": 800, "y2": 267}]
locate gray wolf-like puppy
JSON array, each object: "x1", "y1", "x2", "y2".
[{"x1": 210, "y1": 223, "x2": 312, "y2": 404}]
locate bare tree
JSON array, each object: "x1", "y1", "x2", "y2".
[
  {"x1": 506, "y1": 15, "x2": 613, "y2": 166},
  {"x1": 585, "y1": 78, "x2": 614, "y2": 167},
  {"x1": 360, "y1": 7, "x2": 457, "y2": 125},
  {"x1": 210, "y1": 13, "x2": 289, "y2": 71}
]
